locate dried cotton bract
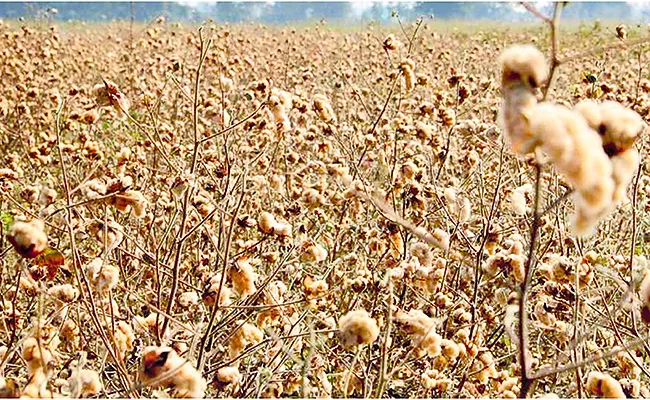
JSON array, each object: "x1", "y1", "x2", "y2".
[
  {"x1": 338, "y1": 309, "x2": 379, "y2": 348},
  {"x1": 498, "y1": 45, "x2": 548, "y2": 154},
  {"x1": 94, "y1": 79, "x2": 130, "y2": 118},
  {"x1": 140, "y1": 346, "x2": 207, "y2": 398},
  {"x1": 112, "y1": 190, "x2": 147, "y2": 218}
]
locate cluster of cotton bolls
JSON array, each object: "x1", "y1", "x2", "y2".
[{"x1": 499, "y1": 44, "x2": 645, "y2": 236}]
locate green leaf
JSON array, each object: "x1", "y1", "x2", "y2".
[{"x1": 0, "y1": 211, "x2": 14, "y2": 234}]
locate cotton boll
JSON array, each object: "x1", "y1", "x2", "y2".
[
  {"x1": 272, "y1": 222, "x2": 292, "y2": 238},
  {"x1": 338, "y1": 309, "x2": 379, "y2": 348},
  {"x1": 300, "y1": 242, "x2": 328, "y2": 263},
  {"x1": 585, "y1": 371, "x2": 625, "y2": 398},
  {"x1": 499, "y1": 45, "x2": 548, "y2": 90},
  {"x1": 84, "y1": 258, "x2": 120, "y2": 292},
  {"x1": 383, "y1": 34, "x2": 399, "y2": 51},
  {"x1": 611, "y1": 148, "x2": 638, "y2": 203},
  {"x1": 94, "y1": 80, "x2": 130, "y2": 118},
  {"x1": 202, "y1": 274, "x2": 232, "y2": 308},
  {"x1": 313, "y1": 94, "x2": 335, "y2": 123},
  {"x1": 400, "y1": 59, "x2": 415, "y2": 92},
  {"x1": 411, "y1": 242, "x2": 433, "y2": 267},
  {"x1": 576, "y1": 100, "x2": 642, "y2": 208},
  {"x1": 178, "y1": 291, "x2": 199, "y2": 308},
  {"x1": 498, "y1": 45, "x2": 549, "y2": 154},
  {"x1": 48, "y1": 284, "x2": 79, "y2": 303},
  {"x1": 509, "y1": 189, "x2": 528, "y2": 215},
  {"x1": 258, "y1": 212, "x2": 276, "y2": 234},
  {"x1": 395, "y1": 309, "x2": 442, "y2": 357},
  {"x1": 7, "y1": 219, "x2": 48, "y2": 259},
  {"x1": 576, "y1": 100, "x2": 643, "y2": 157},
  {"x1": 215, "y1": 366, "x2": 242, "y2": 389},
  {"x1": 229, "y1": 322, "x2": 264, "y2": 357},
  {"x1": 527, "y1": 103, "x2": 615, "y2": 236},
  {"x1": 498, "y1": 89, "x2": 538, "y2": 154},
  {"x1": 140, "y1": 346, "x2": 207, "y2": 399},
  {"x1": 112, "y1": 190, "x2": 147, "y2": 218},
  {"x1": 68, "y1": 369, "x2": 102, "y2": 398},
  {"x1": 228, "y1": 257, "x2": 257, "y2": 297},
  {"x1": 268, "y1": 95, "x2": 290, "y2": 132},
  {"x1": 431, "y1": 229, "x2": 450, "y2": 252}
]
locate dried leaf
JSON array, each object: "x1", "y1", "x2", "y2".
[{"x1": 33, "y1": 247, "x2": 64, "y2": 280}]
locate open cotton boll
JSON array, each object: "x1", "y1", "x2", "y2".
[
  {"x1": 229, "y1": 322, "x2": 264, "y2": 357},
  {"x1": 509, "y1": 189, "x2": 528, "y2": 215},
  {"x1": 527, "y1": 103, "x2": 615, "y2": 236},
  {"x1": 93, "y1": 80, "x2": 130, "y2": 118},
  {"x1": 140, "y1": 346, "x2": 206, "y2": 399},
  {"x1": 498, "y1": 45, "x2": 549, "y2": 90},
  {"x1": 574, "y1": 100, "x2": 643, "y2": 215},
  {"x1": 498, "y1": 90, "x2": 538, "y2": 154},
  {"x1": 576, "y1": 100, "x2": 644, "y2": 157},
  {"x1": 498, "y1": 45, "x2": 548, "y2": 154},
  {"x1": 338, "y1": 309, "x2": 379, "y2": 348},
  {"x1": 611, "y1": 148, "x2": 639, "y2": 203},
  {"x1": 228, "y1": 257, "x2": 257, "y2": 297},
  {"x1": 395, "y1": 309, "x2": 443, "y2": 357},
  {"x1": 68, "y1": 369, "x2": 103, "y2": 398},
  {"x1": 585, "y1": 371, "x2": 626, "y2": 398},
  {"x1": 7, "y1": 219, "x2": 48, "y2": 259},
  {"x1": 313, "y1": 94, "x2": 335, "y2": 123}
]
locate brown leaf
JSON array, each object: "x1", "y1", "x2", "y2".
[{"x1": 32, "y1": 247, "x2": 65, "y2": 280}]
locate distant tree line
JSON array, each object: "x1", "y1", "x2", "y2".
[{"x1": 0, "y1": 2, "x2": 648, "y2": 23}]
